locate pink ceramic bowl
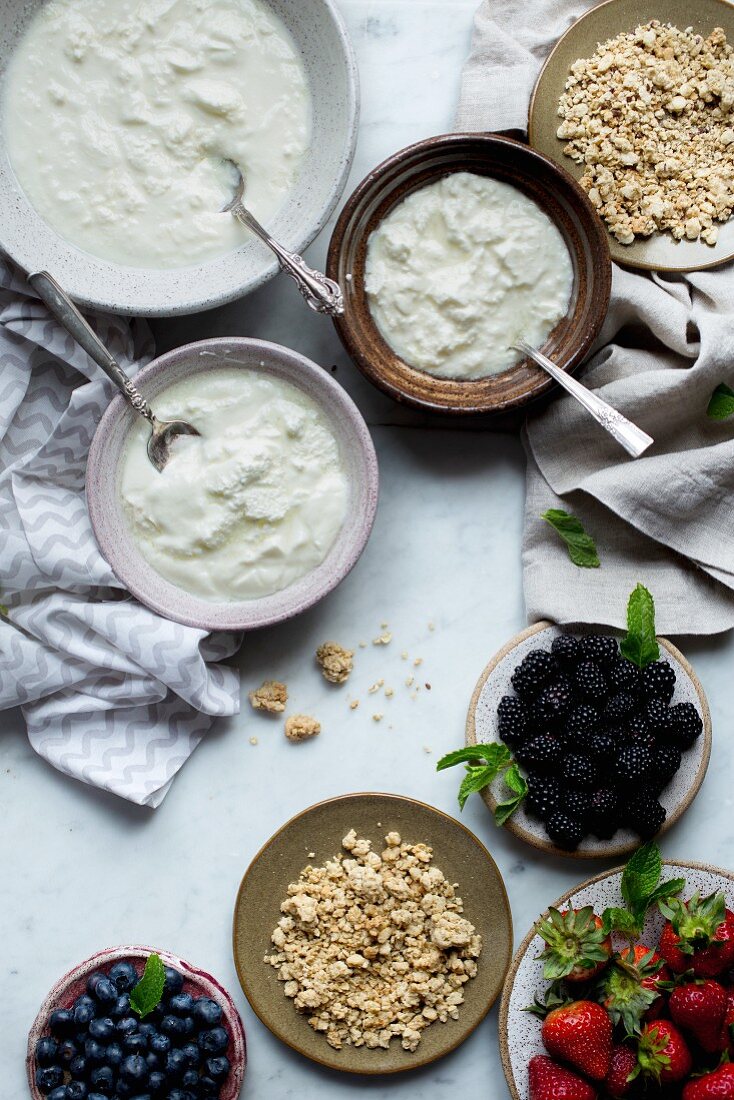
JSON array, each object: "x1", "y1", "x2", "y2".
[
  {"x1": 86, "y1": 337, "x2": 379, "y2": 631},
  {"x1": 27, "y1": 944, "x2": 246, "y2": 1099}
]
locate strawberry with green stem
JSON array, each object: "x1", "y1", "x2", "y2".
[
  {"x1": 669, "y1": 978, "x2": 728, "y2": 1054},
  {"x1": 636, "y1": 1020, "x2": 693, "y2": 1084},
  {"x1": 537, "y1": 907, "x2": 612, "y2": 984},
  {"x1": 528, "y1": 1055, "x2": 598, "y2": 1100},
  {"x1": 599, "y1": 944, "x2": 670, "y2": 1034},
  {"x1": 604, "y1": 1044, "x2": 639, "y2": 1099},
  {"x1": 659, "y1": 892, "x2": 734, "y2": 978},
  {"x1": 541, "y1": 1000, "x2": 613, "y2": 1081},
  {"x1": 683, "y1": 1063, "x2": 734, "y2": 1099}
]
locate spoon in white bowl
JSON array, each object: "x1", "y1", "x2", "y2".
[
  {"x1": 512, "y1": 338, "x2": 654, "y2": 459},
  {"x1": 29, "y1": 270, "x2": 200, "y2": 472},
  {"x1": 219, "y1": 158, "x2": 344, "y2": 316}
]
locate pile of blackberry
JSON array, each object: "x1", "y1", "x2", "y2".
[
  {"x1": 497, "y1": 633, "x2": 703, "y2": 850},
  {"x1": 33, "y1": 961, "x2": 231, "y2": 1100}
]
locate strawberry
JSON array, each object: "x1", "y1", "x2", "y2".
[
  {"x1": 637, "y1": 1020, "x2": 693, "y2": 1084},
  {"x1": 669, "y1": 978, "x2": 727, "y2": 1053},
  {"x1": 541, "y1": 1000, "x2": 612, "y2": 1081},
  {"x1": 600, "y1": 944, "x2": 670, "y2": 1034},
  {"x1": 529, "y1": 1054, "x2": 598, "y2": 1100},
  {"x1": 682, "y1": 1063, "x2": 734, "y2": 1100},
  {"x1": 537, "y1": 907, "x2": 612, "y2": 983},
  {"x1": 720, "y1": 987, "x2": 734, "y2": 1056},
  {"x1": 659, "y1": 892, "x2": 734, "y2": 978},
  {"x1": 604, "y1": 1044, "x2": 638, "y2": 1099}
]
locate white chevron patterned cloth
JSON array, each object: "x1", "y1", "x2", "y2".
[{"x1": 0, "y1": 260, "x2": 241, "y2": 807}]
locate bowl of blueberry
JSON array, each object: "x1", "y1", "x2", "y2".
[
  {"x1": 441, "y1": 587, "x2": 712, "y2": 858},
  {"x1": 28, "y1": 945, "x2": 246, "y2": 1100}
]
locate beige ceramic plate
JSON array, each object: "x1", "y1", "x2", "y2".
[
  {"x1": 499, "y1": 861, "x2": 734, "y2": 1099},
  {"x1": 528, "y1": 0, "x2": 734, "y2": 271},
  {"x1": 232, "y1": 792, "x2": 513, "y2": 1074},
  {"x1": 466, "y1": 622, "x2": 712, "y2": 860}
]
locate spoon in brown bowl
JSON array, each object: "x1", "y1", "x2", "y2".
[
  {"x1": 219, "y1": 158, "x2": 344, "y2": 316},
  {"x1": 28, "y1": 271, "x2": 199, "y2": 472},
  {"x1": 512, "y1": 338, "x2": 654, "y2": 459}
]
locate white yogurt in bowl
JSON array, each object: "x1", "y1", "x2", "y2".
[
  {"x1": 120, "y1": 370, "x2": 349, "y2": 602},
  {"x1": 3, "y1": 0, "x2": 311, "y2": 268},
  {"x1": 364, "y1": 172, "x2": 574, "y2": 380}
]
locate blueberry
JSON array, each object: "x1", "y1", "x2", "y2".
[
  {"x1": 120, "y1": 1053, "x2": 148, "y2": 1084},
  {"x1": 205, "y1": 1054, "x2": 231, "y2": 1079},
  {"x1": 138, "y1": 1022, "x2": 157, "y2": 1042},
  {"x1": 86, "y1": 973, "x2": 106, "y2": 996},
  {"x1": 149, "y1": 1033, "x2": 171, "y2": 1056},
  {"x1": 162, "y1": 966, "x2": 183, "y2": 996},
  {"x1": 144, "y1": 1051, "x2": 159, "y2": 1071},
  {"x1": 116, "y1": 1016, "x2": 139, "y2": 1037},
  {"x1": 199, "y1": 1026, "x2": 228, "y2": 1054},
  {"x1": 180, "y1": 1041, "x2": 200, "y2": 1066},
  {"x1": 168, "y1": 992, "x2": 195, "y2": 1015},
  {"x1": 160, "y1": 1014, "x2": 185, "y2": 1038},
  {"x1": 165, "y1": 1048, "x2": 187, "y2": 1078},
  {"x1": 73, "y1": 1002, "x2": 96, "y2": 1027},
  {"x1": 197, "y1": 1078, "x2": 218, "y2": 1098},
  {"x1": 69, "y1": 1054, "x2": 87, "y2": 1079},
  {"x1": 88, "y1": 1017, "x2": 115, "y2": 1041},
  {"x1": 74, "y1": 994, "x2": 97, "y2": 1012},
  {"x1": 148, "y1": 1073, "x2": 165, "y2": 1093},
  {"x1": 192, "y1": 998, "x2": 222, "y2": 1029},
  {"x1": 49, "y1": 1008, "x2": 75, "y2": 1037},
  {"x1": 89, "y1": 977, "x2": 117, "y2": 1005},
  {"x1": 36, "y1": 1065, "x2": 64, "y2": 1092},
  {"x1": 106, "y1": 1041, "x2": 123, "y2": 1068},
  {"x1": 87, "y1": 1094, "x2": 109, "y2": 1100},
  {"x1": 181, "y1": 1068, "x2": 199, "y2": 1088},
  {"x1": 58, "y1": 1038, "x2": 78, "y2": 1066},
  {"x1": 89, "y1": 1065, "x2": 115, "y2": 1094},
  {"x1": 110, "y1": 994, "x2": 131, "y2": 1020},
  {"x1": 36, "y1": 1036, "x2": 59, "y2": 1066},
  {"x1": 108, "y1": 961, "x2": 138, "y2": 992},
  {"x1": 47, "y1": 1088, "x2": 70, "y2": 1100},
  {"x1": 84, "y1": 1037, "x2": 107, "y2": 1064},
  {"x1": 68, "y1": 1084, "x2": 88, "y2": 1100},
  {"x1": 123, "y1": 1032, "x2": 148, "y2": 1054}
]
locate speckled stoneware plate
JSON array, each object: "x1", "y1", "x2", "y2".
[
  {"x1": 466, "y1": 621, "x2": 711, "y2": 860},
  {"x1": 528, "y1": 0, "x2": 734, "y2": 272},
  {"x1": 327, "y1": 132, "x2": 611, "y2": 416},
  {"x1": 499, "y1": 861, "x2": 734, "y2": 1100},
  {"x1": 27, "y1": 944, "x2": 246, "y2": 1100},
  {"x1": 86, "y1": 337, "x2": 379, "y2": 632},
  {"x1": 232, "y1": 792, "x2": 513, "y2": 1075},
  {"x1": 0, "y1": 0, "x2": 358, "y2": 316}
]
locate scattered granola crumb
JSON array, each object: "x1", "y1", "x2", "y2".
[
  {"x1": 285, "y1": 715, "x2": 321, "y2": 742},
  {"x1": 373, "y1": 632, "x2": 392, "y2": 646},
  {"x1": 265, "y1": 830, "x2": 482, "y2": 1052},
  {"x1": 400, "y1": 650, "x2": 409, "y2": 660},
  {"x1": 410, "y1": 691, "x2": 418, "y2": 701},
  {"x1": 248, "y1": 680, "x2": 288, "y2": 714},
  {"x1": 413, "y1": 657, "x2": 423, "y2": 667},
  {"x1": 405, "y1": 676, "x2": 414, "y2": 688},
  {"x1": 380, "y1": 620, "x2": 389, "y2": 629},
  {"x1": 372, "y1": 713, "x2": 384, "y2": 722},
  {"x1": 423, "y1": 746, "x2": 432, "y2": 754},
  {"x1": 307, "y1": 851, "x2": 316, "y2": 859},
  {"x1": 367, "y1": 679, "x2": 384, "y2": 695},
  {"x1": 358, "y1": 641, "x2": 368, "y2": 649},
  {"x1": 428, "y1": 622, "x2": 435, "y2": 632},
  {"x1": 249, "y1": 736, "x2": 259, "y2": 746},
  {"x1": 385, "y1": 687, "x2": 394, "y2": 698},
  {"x1": 316, "y1": 641, "x2": 354, "y2": 685},
  {"x1": 349, "y1": 700, "x2": 360, "y2": 711},
  {"x1": 425, "y1": 683, "x2": 432, "y2": 691}
]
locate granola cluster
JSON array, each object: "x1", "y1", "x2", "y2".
[
  {"x1": 265, "y1": 830, "x2": 481, "y2": 1052},
  {"x1": 557, "y1": 22, "x2": 734, "y2": 245},
  {"x1": 315, "y1": 641, "x2": 354, "y2": 685},
  {"x1": 248, "y1": 680, "x2": 288, "y2": 714},
  {"x1": 284, "y1": 714, "x2": 321, "y2": 742}
]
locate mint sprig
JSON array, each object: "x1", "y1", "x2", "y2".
[
  {"x1": 707, "y1": 383, "x2": 734, "y2": 420},
  {"x1": 602, "y1": 842, "x2": 685, "y2": 938},
  {"x1": 620, "y1": 584, "x2": 660, "y2": 668},
  {"x1": 129, "y1": 954, "x2": 166, "y2": 1019},
  {"x1": 495, "y1": 764, "x2": 528, "y2": 825},
  {"x1": 436, "y1": 743, "x2": 525, "y2": 821},
  {"x1": 542, "y1": 509, "x2": 600, "y2": 569}
]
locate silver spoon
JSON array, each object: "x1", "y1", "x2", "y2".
[
  {"x1": 513, "y1": 338, "x2": 654, "y2": 459},
  {"x1": 220, "y1": 159, "x2": 344, "y2": 316},
  {"x1": 28, "y1": 270, "x2": 199, "y2": 472}
]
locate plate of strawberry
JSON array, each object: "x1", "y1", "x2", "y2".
[{"x1": 499, "y1": 843, "x2": 734, "y2": 1099}]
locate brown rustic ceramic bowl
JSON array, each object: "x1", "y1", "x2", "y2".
[
  {"x1": 465, "y1": 621, "x2": 712, "y2": 859},
  {"x1": 27, "y1": 944, "x2": 246, "y2": 1099},
  {"x1": 232, "y1": 792, "x2": 513, "y2": 1074},
  {"x1": 326, "y1": 132, "x2": 611, "y2": 416},
  {"x1": 499, "y1": 861, "x2": 734, "y2": 1099},
  {"x1": 86, "y1": 337, "x2": 379, "y2": 632}
]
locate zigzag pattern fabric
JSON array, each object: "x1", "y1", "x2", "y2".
[{"x1": 0, "y1": 261, "x2": 240, "y2": 806}]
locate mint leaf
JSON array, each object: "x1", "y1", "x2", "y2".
[
  {"x1": 620, "y1": 584, "x2": 660, "y2": 668},
  {"x1": 458, "y1": 765, "x2": 496, "y2": 810},
  {"x1": 542, "y1": 509, "x2": 600, "y2": 569},
  {"x1": 129, "y1": 954, "x2": 166, "y2": 1019},
  {"x1": 707, "y1": 383, "x2": 734, "y2": 420},
  {"x1": 622, "y1": 841, "x2": 662, "y2": 912},
  {"x1": 494, "y1": 764, "x2": 528, "y2": 825},
  {"x1": 436, "y1": 743, "x2": 511, "y2": 773},
  {"x1": 602, "y1": 906, "x2": 641, "y2": 937},
  {"x1": 645, "y1": 878, "x2": 686, "y2": 911}
]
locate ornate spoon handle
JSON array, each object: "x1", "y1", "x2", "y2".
[
  {"x1": 514, "y1": 339, "x2": 653, "y2": 459},
  {"x1": 230, "y1": 201, "x2": 344, "y2": 316}
]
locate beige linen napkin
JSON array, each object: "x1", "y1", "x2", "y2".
[{"x1": 457, "y1": 0, "x2": 734, "y2": 634}]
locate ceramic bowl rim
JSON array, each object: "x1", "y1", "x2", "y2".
[
  {"x1": 326, "y1": 130, "x2": 612, "y2": 415},
  {"x1": 231, "y1": 790, "x2": 514, "y2": 1075},
  {"x1": 86, "y1": 337, "x2": 379, "y2": 632},
  {"x1": 466, "y1": 620, "x2": 712, "y2": 859}
]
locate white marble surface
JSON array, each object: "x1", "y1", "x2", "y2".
[{"x1": 4, "y1": 2, "x2": 734, "y2": 1098}]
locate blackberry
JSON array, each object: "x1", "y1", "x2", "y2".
[
  {"x1": 565, "y1": 704, "x2": 600, "y2": 738},
  {"x1": 511, "y1": 649, "x2": 558, "y2": 699},
  {"x1": 574, "y1": 660, "x2": 609, "y2": 704},
  {"x1": 550, "y1": 634, "x2": 581, "y2": 668},
  {"x1": 615, "y1": 743, "x2": 653, "y2": 784},
  {"x1": 588, "y1": 788, "x2": 620, "y2": 839},
  {"x1": 626, "y1": 714, "x2": 650, "y2": 740},
  {"x1": 608, "y1": 658, "x2": 641, "y2": 694},
  {"x1": 546, "y1": 811, "x2": 584, "y2": 850},
  {"x1": 655, "y1": 743, "x2": 682, "y2": 782},
  {"x1": 515, "y1": 734, "x2": 559, "y2": 773},
  {"x1": 588, "y1": 732, "x2": 616, "y2": 765},
  {"x1": 536, "y1": 677, "x2": 574, "y2": 722},
  {"x1": 560, "y1": 752, "x2": 599, "y2": 789},
  {"x1": 641, "y1": 660, "x2": 676, "y2": 703},
  {"x1": 645, "y1": 698, "x2": 672, "y2": 734},
  {"x1": 604, "y1": 691, "x2": 637, "y2": 725},
  {"x1": 497, "y1": 695, "x2": 528, "y2": 748},
  {"x1": 579, "y1": 634, "x2": 619, "y2": 667},
  {"x1": 525, "y1": 774, "x2": 562, "y2": 820},
  {"x1": 560, "y1": 787, "x2": 592, "y2": 822},
  {"x1": 667, "y1": 702, "x2": 703, "y2": 748},
  {"x1": 624, "y1": 789, "x2": 667, "y2": 839}
]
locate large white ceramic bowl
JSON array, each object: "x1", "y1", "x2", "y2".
[{"x1": 0, "y1": 0, "x2": 359, "y2": 316}]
